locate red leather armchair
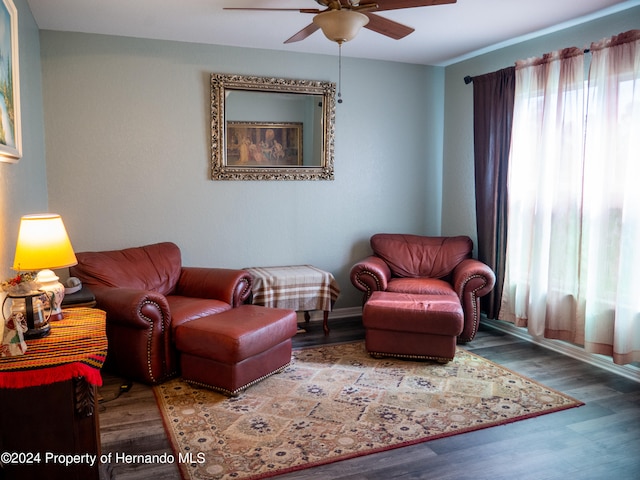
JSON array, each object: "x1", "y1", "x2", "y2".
[
  {"x1": 350, "y1": 234, "x2": 495, "y2": 342},
  {"x1": 69, "y1": 242, "x2": 252, "y2": 384}
]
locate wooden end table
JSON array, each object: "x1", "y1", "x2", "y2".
[
  {"x1": 244, "y1": 265, "x2": 340, "y2": 334},
  {"x1": 0, "y1": 307, "x2": 107, "y2": 480}
]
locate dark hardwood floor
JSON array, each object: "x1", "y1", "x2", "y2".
[{"x1": 98, "y1": 317, "x2": 640, "y2": 480}]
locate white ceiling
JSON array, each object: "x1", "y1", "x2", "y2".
[{"x1": 25, "y1": 0, "x2": 640, "y2": 66}]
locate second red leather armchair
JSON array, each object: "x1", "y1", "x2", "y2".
[{"x1": 350, "y1": 234, "x2": 495, "y2": 342}]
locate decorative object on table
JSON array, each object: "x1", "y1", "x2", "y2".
[
  {"x1": 0, "y1": 271, "x2": 37, "y2": 295},
  {"x1": 0, "y1": 270, "x2": 55, "y2": 346},
  {"x1": 155, "y1": 341, "x2": 583, "y2": 480},
  {"x1": 64, "y1": 276, "x2": 82, "y2": 294},
  {"x1": 1, "y1": 301, "x2": 27, "y2": 356},
  {"x1": 11, "y1": 213, "x2": 77, "y2": 322},
  {"x1": 2, "y1": 289, "x2": 51, "y2": 340},
  {"x1": 1, "y1": 271, "x2": 52, "y2": 339}
]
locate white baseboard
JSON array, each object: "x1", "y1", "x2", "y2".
[
  {"x1": 319, "y1": 308, "x2": 640, "y2": 384},
  {"x1": 482, "y1": 317, "x2": 640, "y2": 383}
]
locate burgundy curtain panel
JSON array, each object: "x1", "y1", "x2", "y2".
[{"x1": 471, "y1": 67, "x2": 515, "y2": 319}]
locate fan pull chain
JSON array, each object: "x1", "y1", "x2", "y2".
[{"x1": 337, "y1": 42, "x2": 343, "y2": 104}]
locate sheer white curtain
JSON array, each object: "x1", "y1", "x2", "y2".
[
  {"x1": 500, "y1": 48, "x2": 586, "y2": 341},
  {"x1": 500, "y1": 31, "x2": 640, "y2": 365},
  {"x1": 581, "y1": 31, "x2": 640, "y2": 364}
]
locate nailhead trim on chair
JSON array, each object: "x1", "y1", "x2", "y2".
[
  {"x1": 238, "y1": 278, "x2": 252, "y2": 305},
  {"x1": 368, "y1": 351, "x2": 452, "y2": 364},
  {"x1": 184, "y1": 361, "x2": 292, "y2": 397},
  {"x1": 457, "y1": 273, "x2": 487, "y2": 343},
  {"x1": 354, "y1": 269, "x2": 382, "y2": 303},
  {"x1": 140, "y1": 300, "x2": 176, "y2": 384}
]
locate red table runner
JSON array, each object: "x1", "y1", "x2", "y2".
[{"x1": 0, "y1": 307, "x2": 107, "y2": 389}]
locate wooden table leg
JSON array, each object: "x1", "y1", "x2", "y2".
[{"x1": 323, "y1": 311, "x2": 330, "y2": 335}]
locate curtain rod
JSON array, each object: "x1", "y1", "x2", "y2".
[{"x1": 464, "y1": 49, "x2": 591, "y2": 85}]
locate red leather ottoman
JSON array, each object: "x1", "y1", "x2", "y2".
[
  {"x1": 362, "y1": 292, "x2": 464, "y2": 363},
  {"x1": 175, "y1": 305, "x2": 297, "y2": 396}
]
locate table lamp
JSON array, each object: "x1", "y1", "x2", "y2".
[{"x1": 12, "y1": 214, "x2": 78, "y2": 322}]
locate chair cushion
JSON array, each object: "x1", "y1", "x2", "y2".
[
  {"x1": 370, "y1": 234, "x2": 472, "y2": 279},
  {"x1": 72, "y1": 242, "x2": 182, "y2": 295},
  {"x1": 167, "y1": 296, "x2": 232, "y2": 333},
  {"x1": 386, "y1": 278, "x2": 458, "y2": 297},
  {"x1": 363, "y1": 292, "x2": 463, "y2": 336}
]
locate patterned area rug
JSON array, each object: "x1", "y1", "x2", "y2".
[{"x1": 154, "y1": 342, "x2": 583, "y2": 480}]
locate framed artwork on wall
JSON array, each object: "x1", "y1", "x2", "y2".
[
  {"x1": 226, "y1": 122, "x2": 302, "y2": 167},
  {"x1": 0, "y1": 0, "x2": 20, "y2": 163}
]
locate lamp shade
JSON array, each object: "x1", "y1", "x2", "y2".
[
  {"x1": 312, "y1": 10, "x2": 369, "y2": 44},
  {"x1": 12, "y1": 214, "x2": 77, "y2": 271}
]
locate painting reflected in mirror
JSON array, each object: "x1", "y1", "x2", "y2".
[{"x1": 226, "y1": 122, "x2": 302, "y2": 167}]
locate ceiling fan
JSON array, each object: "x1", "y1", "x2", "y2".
[{"x1": 225, "y1": 0, "x2": 457, "y2": 45}]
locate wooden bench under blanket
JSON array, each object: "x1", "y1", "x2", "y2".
[{"x1": 175, "y1": 305, "x2": 298, "y2": 396}]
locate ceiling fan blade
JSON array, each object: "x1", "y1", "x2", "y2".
[
  {"x1": 363, "y1": 13, "x2": 414, "y2": 40},
  {"x1": 373, "y1": 0, "x2": 456, "y2": 12},
  {"x1": 349, "y1": 4, "x2": 379, "y2": 13},
  {"x1": 223, "y1": 8, "x2": 321, "y2": 14},
  {"x1": 284, "y1": 23, "x2": 321, "y2": 44}
]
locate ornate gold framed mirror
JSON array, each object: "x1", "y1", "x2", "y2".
[{"x1": 211, "y1": 73, "x2": 336, "y2": 181}]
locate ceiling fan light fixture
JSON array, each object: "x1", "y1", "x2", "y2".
[{"x1": 312, "y1": 10, "x2": 369, "y2": 44}]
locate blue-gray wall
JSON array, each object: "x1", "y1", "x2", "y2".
[{"x1": 39, "y1": 32, "x2": 445, "y2": 308}]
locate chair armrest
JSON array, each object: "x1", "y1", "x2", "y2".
[
  {"x1": 176, "y1": 267, "x2": 252, "y2": 307},
  {"x1": 451, "y1": 259, "x2": 496, "y2": 299},
  {"x1": 92, "y1": 286, "x2": 171, "y2": 330},
  {"x1": 91, "y1": 286, "x2": 174, "y2": 384},
  {"x1": 451, "y1": 259, "x2": 496, "y2": 342},
  {"x1": 350, "y1": 256, "x2": 392, "y2": 302}
]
